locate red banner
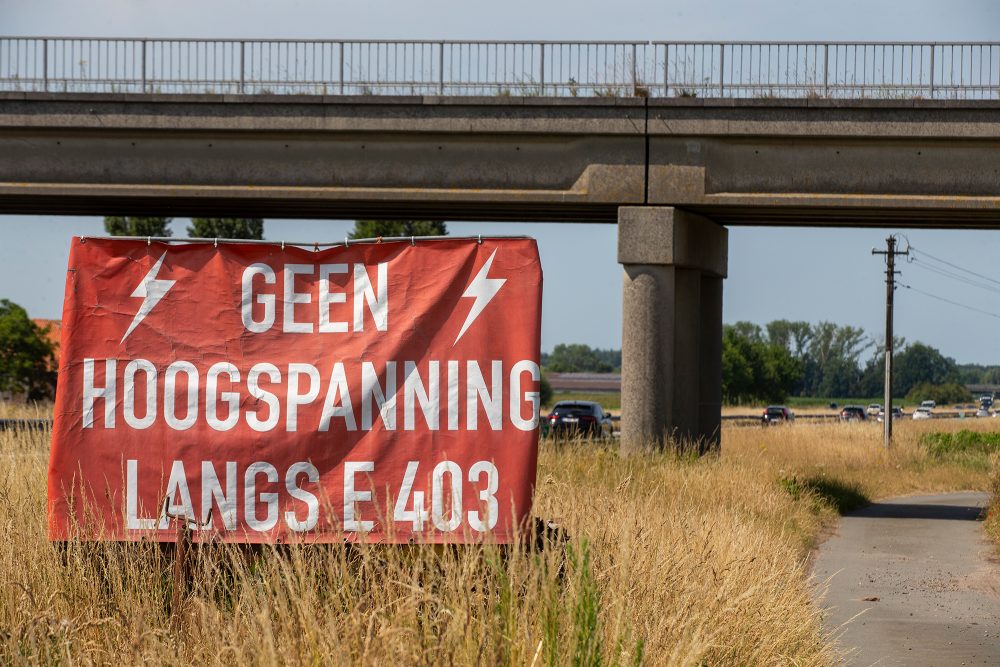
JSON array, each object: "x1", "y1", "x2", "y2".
[{"x1": 48, "y1": 237, "x2": 542, "y2": 543}]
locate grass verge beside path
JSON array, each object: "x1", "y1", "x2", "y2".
[
  {"x1": 1, "y1": 403, "x2": 996, "y2": 665},
  {"x1": 726, "y1": 419, "x2": 994, "y2": 503}
]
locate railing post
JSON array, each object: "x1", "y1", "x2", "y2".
[
  {"x1": 663, "y1": 44, "x2": 669, "y2": 97},
  {"x1": 338, "y1": 42, "x2": 344, "y2": 94},
  {"x1": 823, "y1": 44, "x2": 829, "y2": 97},
  {"x1": 239, "y1": 40, "x2": 245, "y2": 94},
  {"x1": 632, "y1": 43, "x2": 638, "y2": 93},
  {"x1": 719, "y1": 43, "x2": 724, "y2": 96},
  {"x1": 438, "y1": 42, "x2": 445, "y2": 95},
  {"x1": 539, "y1": 43, "x2": 545, "y2": 95},
  {"x1": 43, "y1": 39, "x2": 48, "y2": 92},
  {"x1": 141, "y1": 39, "x2": 147, "y2": 93},
  {"x1": 929, "y1": 44, "x2": 935, "y2": 98}
]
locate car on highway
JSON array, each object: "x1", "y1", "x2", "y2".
[
  {"x1": 867, "y1": 403, "x2": 882, "y2": 416},
  {"x1": 912, "y1": 407, "x2": 933, "y2": 420},
  {"x1": 546, "y1": 401, "x2": 614, "y2": 438},
  {"x1": 920, "y1": 400, "x2": 936, "y2": 409},
  {"x1": 876, "y1": 407, "x2": 903, "y2": 422},
  {"x1": 840, "y1": 405, "x2": 867, "y2": 422},
  {"x1": 761, "y1": 405, "x2": 795, "y2": 425}
]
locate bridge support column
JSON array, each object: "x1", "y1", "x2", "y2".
[{"x1": 618, "y1": 207, "x2": 728, "y2": 453}]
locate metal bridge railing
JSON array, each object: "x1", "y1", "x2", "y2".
[{"x1": 1, "y1": 38, "x2": 998, "y2": 99}]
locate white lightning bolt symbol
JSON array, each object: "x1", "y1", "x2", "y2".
[
  {"x1": 454, "y1": 249, "x2": 506, "y2": 346},
  {"x1": 121, "y1": 252, "x2": 175, "y2": 343}
]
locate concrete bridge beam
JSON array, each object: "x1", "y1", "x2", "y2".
[{"x1": 618, "y1": 207, "x2": 728, "y2": 452}]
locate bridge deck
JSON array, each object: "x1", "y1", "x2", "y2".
[{"x1": 2, "y1": 93, "x2": 999, "y2": 226}]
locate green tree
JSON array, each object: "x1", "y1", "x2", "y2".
[
  {"x1": 984, "y1": 367, "x2": 1000, "y2": 385},
  {"x1": 955, "y1": 363, "x2": 1000, "y2": 386},
  {"x1": 722, "y1": 328, "x2": 755, "y2": 403},
  {"x1": 759, "y1": 341, "x2": 804, "y2": 402},
  {"x1": 816, "y1": 356, "x2": 861, "y2": 398},
  {"x1": 187, "y1": 217, "x2": 264, "y2": 239},
  {"x1": 801, "y1": 322, "x2": 870, "y2": 397},
  {"x1": 103, "y1": 216, "x2": 172, "y2": 237},
  {"x1": 722, "y1": 322, "x2": 801, "y2": 404},
  {"x1": 857, "y1": 335, "x2": 909, "y2": 398},
  {"x1": 766, "y1": 319, "x2": 813, "y2": 358},
  {"x1": 539, "y1": 371, "x2": 554, "y2": 408},
  {"x1": 350, "y1": 220, "x2": 448, "y2": 240},
  {"x1": 545, "y1": 344, "x2": 614, "y2": 373},
  {"x1": 0, "y1": 300, "x2": 57, "y2": 400},
  {"x1": 894, "y1": 342, "x2": 958, "y2": 396}
]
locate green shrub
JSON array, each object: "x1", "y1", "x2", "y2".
[{"x1": 905, "y1": 382, "x2": 971, "y2": 405}]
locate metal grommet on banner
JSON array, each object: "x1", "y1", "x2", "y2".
[
  {"x1": 314, "y1": 242, "x2": 319, "y2": 252},
  {"x1": 477, "y1": 234, "x2": 483, "y2": 245},
  {"x1": 214, "y1": 237, "x2": 218, "y2": 248},
  {"x1": 80, "y1": 237, "x2": 87, "y2": 244},
  {"x1": 376, "y1": 236, "x2": 382, "y2": 244},
  {"x1": 281, "y1": 241, "x2": 285, "y2": 251},
  {"x1": 147, "y1": 236, "x2": 151, "y2": 247},
  {"x1": 344, "y1": 236, "x2": 350, "y2": 248},
  {"x1": 410, "y1": 236, "x2": 415, "y2": 246}
]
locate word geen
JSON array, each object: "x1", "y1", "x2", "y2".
[{"x1": 241, "y1": 262, "x2": 387, "y2": 334}]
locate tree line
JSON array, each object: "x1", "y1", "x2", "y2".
[
  {"x1": 538, "y1": 321, "x2": 999, "y2": 405},
  {"x1": 541, "y1": 344, "x2": 622, "y2": 373},
  {"x1": 103, "y1": 216, "x2": 448, "y2": 241},
  {"x1": 723, "y1": 319, "x2": 975, "y2": 404}
]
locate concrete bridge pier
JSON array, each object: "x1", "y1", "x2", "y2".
[{"x1": 618, "y1": 207, "x2": 728, "y2": 453}]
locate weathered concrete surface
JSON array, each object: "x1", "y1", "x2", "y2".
[
  {"x1": 813, "y1": 492, "x2": 1000, "y2": 666},
  {"x1": 1, "y1": 93, "x2": 1000, "y2": 223},
  {"x1": 0, "y1": 94, "x2": 645, "y2": 221},
  {"x1": 619, "y1": 207, "x2": 726, "y2": 450},
  {"x1": 647, "y1": 99, "x2": 1000, "y2": 225}
]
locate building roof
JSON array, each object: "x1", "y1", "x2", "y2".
[{"x1": 31, "y1": 319, "x2": 62, "y2": 361}]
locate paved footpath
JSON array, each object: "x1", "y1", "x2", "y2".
[{"x1": 812, "y1": 492, "x2": 1000, "y2": 666}]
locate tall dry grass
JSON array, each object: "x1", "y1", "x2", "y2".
[
  {"x1": 986, "y1": 454, "x2": 1000, "y2": 544},
  {"x1": 1, "y1": 406, "x2": 995, "y2": 665},
  {"x1": 725, "y1": 419, "x2": 994, "y2": 504}
]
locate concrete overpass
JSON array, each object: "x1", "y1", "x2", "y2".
[
  {"x1": 2, "y1": 38, "x2": 999, "y2": 449},
  {"x1": 3, "y1": 93, "x2": 1000, "y2": 225}
]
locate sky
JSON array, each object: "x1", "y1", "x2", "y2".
[{"x1": 3, "y1": 0, "x2": 1000, "y2": 363}]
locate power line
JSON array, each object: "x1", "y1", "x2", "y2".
[
  {"x1": 897, "y1": 281, "x2": 1000, "y2": 321},
  {"x1": 908, "y1": 245, "x2": 1000, "y2": 288},
  {"x1": 906, "y1": 257, "x2": 1000, "y2": 296}
]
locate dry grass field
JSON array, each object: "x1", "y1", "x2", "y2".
[
  {"x1": 987, "y1": 456, "x2": 1000, "y2": 543},
  {"x1": 1, "y1": 402, "x2": 996, "y2": 665}
]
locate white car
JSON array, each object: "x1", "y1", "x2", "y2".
[
  {"x1": 912, "y1": 407, "x2": 933, "y2": 420},
  {"x1": 920, "y1": 400, "x2": 936, "y2": 409}
]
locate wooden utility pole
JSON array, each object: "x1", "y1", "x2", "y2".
[{"x1": 872, "y1": 236, "x2": 908, "y2": 449}]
